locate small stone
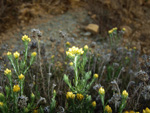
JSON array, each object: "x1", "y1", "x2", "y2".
[
  {"x1": 81, "y1": 32, "x2": 92, "y2": 36},
  {"x1": 90, "y1": 41, "x2": 97, "y2": 48},
  {"x1": 59, "y1": 48, "x2": 65, "y2": 54},
  {"x1": 85, "y1": 24, "x2": 99, "y2": 34}
]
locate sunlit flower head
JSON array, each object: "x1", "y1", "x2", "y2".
[
  {"x1": 122, "y1": 28, "x2": 126, "y2": 31},
  {"x1": 108, "y1": 29, "x2": 113, "y2": 34},
  {"x1": 51, "y1": 55, "x2": 55, "y2": 59},
  {"x1": 13, "y1": 85, "x2": 20, "y2": 92},
  {"x1": 84, "y1": 45, "x2": 88, "y2": 50},
  {"x1": 18, "y1": 74, "x2": 25, "y2": 80},
  {"x1": 66, "y1": 41, "x2": 71, "y2": 46},
  {"x1": 66, "y1": 92, "x2": 75, "y2": 99},
  {"x1": 104, "y1": 105, "x2": 112, "y2": 113},
  {"x1": 143, "y1": 107, "x2": 150, "y2": 113},
  {"x1": 0, "y1": 102, "x2": 3, "y2": 107},
  {"x1": 77, "y1": 93, "x2": 84, "y2": 101},
  {"x1": 69, "y1": 62, "x2": 73, "y2": 66},
  {"x1": 94, "y1": 73, "x2": 98, "y2": 78},
  {"x1": 22, "y1": 35, "x2": 31, "y2": 42},
  {"x1": 7, "y1": 51, "x2": 12, "y2": 56},
  {"x1": 113, "y1": 27, "x2": 117, "y2": 31},
  {"x1": 66, "y1": 46, "x2": 84, "y2": 58},
  {"x1": 92, "y1": 101, "x2": 96, "y2": 107},
  {"x1": 99, "y1": 87, "x2": 105, "y2": 95},
  {"x1": 13, "y1": 51, "x2": 20, "y2": 59},
  {"x1": 31, "y1": 52, "x2": 37, "y2": 57},
  {"x1": 122, "y1": 90, "x2": 128, "y2": 98},
  {"x1": 4, "y1": 68, "x2": 11, "y2": 75}
]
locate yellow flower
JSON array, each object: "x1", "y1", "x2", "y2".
[
  {"x1": 13, "y1": 85, "x2": 20, "y2": 92},
  {"x1": 133, "y1": 47, "x2": 136, "y2": 50},
  {"x1": 129, "y1": 48, "x2": 132, "y2": 51},
  {"x1": 122, "y1": 90, "x2": 128, "y2": 98},
  {"x1": 4, "y1": 68, "x2": 11, "y2": 75},
  {"x1": 18, "y1": 74, "x2": 25, "y2": 80},
  {"x1": 33, "y1": 110, "x2": 38, "y2": 113},
  {"x1": 123, "y1": 111, "x2": 129, "y2": 113},
  {"x1": 77, "y1": 93, "x2": 84, "y2": 101},
  {"x1": 0, "y1": 102, "x2": 3, "y2": 107},
  {"x1": 113, "y1": 27, "x2": 117, "y2": 31},
  {"x1": 22, "y1": 35, "x2": 31, "y2": 42},
  {"x1": 31, "y1": 93, "x2": 35, "y2": 99},
  {"x1": 125, "y1": 47, "x2": 128, "y2": 50},
  {"x1": 66, "y1": 41, "x2": 71, "y2": 46},
  {"x1": 51, "y1": 55, "x2": 55, "y2": 59},
  {"x1": 129, "y1": 111, "x2": 135, "y2": 113},
  {"x1": 31, "y1": 52, "x2": 37, "y2": 57},
  {"x1": 69, "y1": 62, "x2": 73, "y2": 66},
  {"x1": 143, "y1": 107, "x2": 150, "y2": 113},
  {"x1": 104, "y1": 105, "x2": 112, "y2": 113},
  {"x1": 13, "y1": 51, "x2": 20, "y2": 59},
  {"x1": 94, "y1": 73, "x2": 98, "y2": 78},
  {"x1": 66, "y1": 92, "x2": 75, "y2": 99},
  {"x1": 84, "y1": 45, "x2": 88, "y2": 50},
  {"x1": 7, "y1": 51, "x2": 12, "y2": 56},
  {"x1": 99, "y1": 87, "x2": 105, "y2": 95},
  {"x1": 66, "y1": 46, "x2": 84, "y2": 58},
  {"x1": 108, "y1": 29, "x2": 113, "y2": 34},
  {"x1": 122, "y1": 28, "x2": 126, "y2": 31},
  {"x1": 92, "y1": 101, "x2": 96, "y2": 107}
]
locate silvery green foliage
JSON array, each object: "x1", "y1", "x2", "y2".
[
  {"x1": 141, "y1": 85, "x2": 150, "y2": 100},
  {"x1": 18, "y1": 95, "x2": 28, "y2": 109},
  {"x1": 135, "y1": 70, "x2": 149, "y2": 82}
]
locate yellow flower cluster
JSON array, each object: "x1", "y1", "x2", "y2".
[
  {"x1": 66, "y1": 41, "x2": 71, "y2": 46},
  {"x1": 66, "y1": 92, "x2": 75, "y2": 99},
  {"x1": 122, "y1": 28, "x2": 126, "y2": 31},
  {"x1": 31, "y1": 52, "x2": 37, "y2": 57},
  {"x1": 7, "y1": 51, "x2": 12, "y2": 56},
  {"x1": 77, "y1": 93, "x2": 84, "y2": 101},
  {"x1": 69, "y1": 62, "x2": 73, "y2": 66},
  {"x1": 13, "y1": 85, "x2": 20, "y2": 92},
  {"x1": 108, "y1": 27, "x2": 117, "y2": 34},
  {"x1": 4, "y1": 68, "x2": 11, "y2": 75},
  {"x1": 99, "y1": 87, "x2": 105, "y2": 95},
  {"x1": 122, "y1": 90, "x2": 128, "y2": 98},
  {"x1": 51, "y1": 55, "x2": 55, "y2": 59},
  {"x1": 22, "y1": 35, "x2": 31, "y2": 42},
  {"x1": 84, "y1": 45, "x2": 88, "y2": 50},
  {"x1": 92, "y1": 101, "x2": 96, "y2": 107},
  {"x1": 123, "y1": 111, "x2": 139, "y2": 113},
  {"x1": 143, "y1": 107, "x2": 150, "y2": 113},
  {"x1": 13, "y1": 51, "x2": 20, "y2": 59},
  {"x1": 66, "y1": 46, "x2": 84, "y2": 58},
  {"x1": 104, "y1": 105, "x2": 112, "y2": 113},
  {"x1": 18, "y1": 74, "x2": 25, "y2": 80},
  {"x1": 94, "y1": 73, "x2": 98, "y2": 78},
  {"x1": 0, "y1": 102, "x2": 3, "y2": 107}
]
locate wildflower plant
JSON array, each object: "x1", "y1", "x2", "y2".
[
  {"x1": 119, "y1": 90, "x2": 129, "y2": 113},
  {"x1": 0, "y1": 35, "x2": 39, "y2": 113},
  {"x1": 64, "y1": 45, "x2": 97, "y2": 112}
]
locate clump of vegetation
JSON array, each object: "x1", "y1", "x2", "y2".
[{"x1": 0, "y1": 27, "x2": 150, "y2": 113}]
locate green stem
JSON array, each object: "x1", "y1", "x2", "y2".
[
  {"x1": 16, "y1": 59, "x2": 20, "y2": 74},
  {"x1": 20, "y1": 81, "x2": 24, "y2": 95},
  {"x1": 74, "y1": 56, "x2": 78, "y2": 87},
  {"x1": 10, "y1": 59, "x2": 18, "y2": 76},
  {"x1": 14, "y1": 93, "x2": 18, "y2": 113}
]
